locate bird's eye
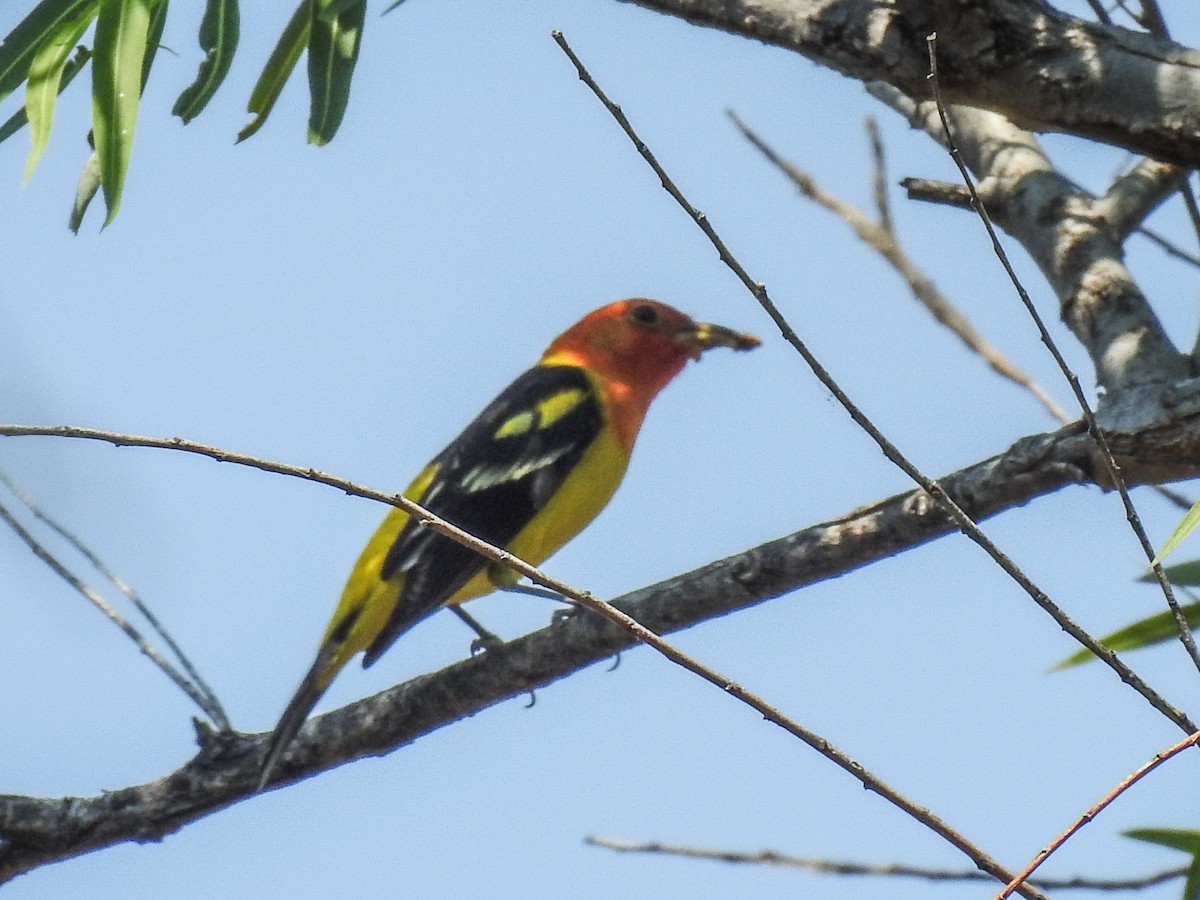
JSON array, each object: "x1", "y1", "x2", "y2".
[{"x1": 629, "y1": 304, "x2": 660, "y2": 325}]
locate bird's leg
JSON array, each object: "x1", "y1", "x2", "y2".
[
  {"x1": 495, "y1": 580, "x2": 581, "y2": 624},
  {"x1": 501, "y1": 582, "x2": 573, "y2": 604},
  {"x1": 449, "y1": 605, "x2": 502, "y2": 654},
  {"x1": 503, "y1": 584, "x2": 621, "y2": 671}
]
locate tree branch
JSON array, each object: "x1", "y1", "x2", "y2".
[
  {"x1": 868, "y1": 83, "x2": 1190, "y2": 390},
  {"x1": 8, "y1": 378, "x2": 1200, "y2": 876},
  {"x1": 623, "y1": 0, "x2": 1200, "y2": 166},
  {"x1": 585, "y1": 836, "x2": 1188, "y2": 891},
  {"x1": 728, "y1": 109, "x2": 1071, "y2": 423}
]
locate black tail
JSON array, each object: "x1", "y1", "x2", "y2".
[{"x1": 257, "y1": 643, "x2": 337, "y2": 792}]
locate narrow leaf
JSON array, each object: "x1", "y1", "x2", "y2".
[
  {"x1": 313, "y1": 0, "x2": 363, "y2": 20},
  {"x1": 1126, "y1": 829, "x2": 1200, "y2": 900},
  {"x1": 1054, "y1": 601, "x2": 1200, "y2": 669},
  {"x1": 91, "y1": 0, "x2": 154, "y2": 226},
  {"x1": 71, "y1": 0, "x2": 162, "y2": 230},
  {"x1": 68, "y1": 148, "x2": 101, "y2": 233},
  {"x1": 305, "y1": 0, "x2": 364, "y2": 146},
  {"x1": 172, "y1": 0, "x2": 240, "y2": 124},
  {"x1": 23, "y1": 6, "x2": 98, "y2": 182},
  {"x1": 237, "y1": 0, "x2": 309, "y2": 143},
  {"x1": 1138, "y1": 558, "x2": 1200, "y2": 586},
  {"x1": 1126, "y1": 828, "x2": 1200, "y2": 854},
  {"x1": 0, "y1": 0, "x2": 95, "y2": 104},
  {"x1": 0, "y1": 44, "x2": 90, "y2": 147},
  {"x1": 1152, "y1": 496, "x2": 1200, "y2": 567},
  {"x1": 140, "y1": 0, "x2": 168, "y2": 85}
]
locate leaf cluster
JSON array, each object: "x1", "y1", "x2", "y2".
[{"x1": 0, "y1": 0, "x2": 367, "y2": 229}]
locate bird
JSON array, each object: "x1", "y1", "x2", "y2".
[{"x1": 257, "y1": 298, "x2": 759, "y2": 789}]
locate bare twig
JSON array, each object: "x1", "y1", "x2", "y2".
[
  {"x1": 1180, "y1": 182, "x2": 1200, "y2": 258},
  {"x1": 729, "y1": 110, "x2": 1071, "y2": 424},
  {"x1": 1137, "y1": 225, "x2": 1200, "y2": 268},
  {"x1": 587, "y1": 836, "x2": 1187, "y2": 891},
  {"x1": 997, "y1": 729, "x2": 1200, "y2": 898},
  {"x1": 866, "y1": 117, "x2": 893, "y2": 233},
  {"x1": 0, "y1": 497, "x2": 227, "y2": 727},
  {"x1": 1135, "y1": 0, "x2": 1170, "y2": 38},
  {"x1": 552, "y1": 30, "x2": 1196, "y2": 740},
  {"x1": 0, "y1": 470, "x2": 229, "y2": 729},
  {"x1": 1147, "y1": 482, "x2": 1195, "y2": 513},
  {"x1": 901, "y1": 176, "x2": 1200, "y2": 269},
  {"x1": 1083, "y1": 0, "x2": 1113, "y2": 26},
  {"x1": 0, "y1": 424, "x2": 1039, "y2": 897},
  {"x1": 926, "y1": 32, "x2": 1200, "y2": 682}
]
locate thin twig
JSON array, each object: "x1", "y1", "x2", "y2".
[
  {"x1": 551, "y1": 30, "x2": 1196, "y2": 739},
  {"x1": 1150, "y1": 483, "x2": 1195, "y2": 513},
  {"x1": 1137, "y1": 225, "x2": 1200, "y2": 268},
  {"x1": 1135, "y1": 0, "x2": 1170, "y2": 38},
  {"x1": 0, "y1": 423, "x2": 1041, "y2": 899},
  {"x1": 926, "y1": 32, "x2": 1200, "y2": 682},
  {"x1": 0, "y1": 470, "x2": 229, "y2": 729},
  {"x1": 0, "y1": 496, "x2": 226, "y2": 727},
  {"x1": 901, "y1": 175, "x2": 1200, "y2": 272},
  {"x1": 1110, "y1": 0, "x2": 1142, "y2": 27},
  {"x1": 587, "y1": 837, "x2": 1187, "y2": 891},
  {"x1": 1083, "y1": 0, "x2": 1113, "y2": 25},
  {"x1": 996, "y1": 729, "x2": 1200, "y2": 898},
  {"x1": 866, "y1": 117, "x2": 893, "y2": 233},
  {"x1": 1180, "y1": 182, "x2": 1200, "y2": 259},
  {"x1": 729, "y1": 110, "x2": 1071, "y2": 424}
]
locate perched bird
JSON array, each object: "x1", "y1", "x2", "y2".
[{"x1": 258, "y1": 299, "x2": 759, "y2": 788}]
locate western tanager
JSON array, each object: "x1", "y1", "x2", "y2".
[{"x1": 258, "y1": 299, "x2": 759, "y2": 788}]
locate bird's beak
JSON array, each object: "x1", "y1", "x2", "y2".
[{"x1": 676, "y1": 321, "x2": 761, "y2": 360}]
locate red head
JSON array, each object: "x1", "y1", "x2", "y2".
[{"x1": 540, "y1": 298, "x2": 759, "y2": 450}]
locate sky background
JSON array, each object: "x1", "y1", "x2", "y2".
[{"x1": 3, "y1": 1, "x2": 1200, "y2": 898}]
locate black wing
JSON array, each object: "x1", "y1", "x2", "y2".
[{"x1": 361, "y1": 364, "x2": 603, "y2": 666}]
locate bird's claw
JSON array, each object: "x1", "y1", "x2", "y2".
[
  {"x1": 551, "y1": 606, "x2": 578, "y2": 626},
  {"x1": 469, "y1": 633, "x2": 503, "y2": 655}
]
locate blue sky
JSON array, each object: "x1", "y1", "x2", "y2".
[{"x1": 3, "y1": 2, "x2": 1200, "y2": 898}]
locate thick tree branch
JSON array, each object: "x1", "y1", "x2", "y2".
[
  {"x1": 8, "y1": 376, "x2": 1200, "y2": 878},
  {"x1": 623, "y1": 0, "x2": 1200, "y2": 166},
  {"x1": 869, "y1": 84, "x2": 1190, "y2": 390}
]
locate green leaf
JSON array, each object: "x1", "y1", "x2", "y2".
[
  {"x1": 140, "y1": 0, "x2": 168, "y2": 85},
  {"x1": 305, "y1": 0, "x2": 364, "y2": 146},
  {"x1": 1138, "y1": 558, "x2": 1200, "y2": 586},
  {"x1": 68, "y1": 148, "x2": 101, "y2": 233},
  {"x1": 23, "y1": 5, "x2": 98, "y2": 182},
  {"x1": 1125, "y1": 829, "x2": 1200, "y2": 900},
  {"x1": 172, "y1": 0, "x2": 239, "y2": 124},
  {"x1": 91, "y1": 0, "x2": 156, "y2": 226},
  {"x1": 0, "y1": 0, "x2": 96, "y2": 104},
  {"x1": 1152, "y1": 496, "x2": 1200, "y2": 567},
  {"x1": 0, "y1": 43, "x2": 90, "y2": 147},
  {"x1": 237, "y1": 0, "x2": 309, "y2": 143},
  {"x1": 72, "y1": 0, "x2": 162, "y2": 231},
  {"x1": 1126, "y1": 828, "x2": 1200, "y2": 854},
  {"x1": 313, "y1": 0, "x2": 363, "y2": 20},
  {"x1": 1054, "y1": 601, "x2": 1200, "y2": 669}
]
